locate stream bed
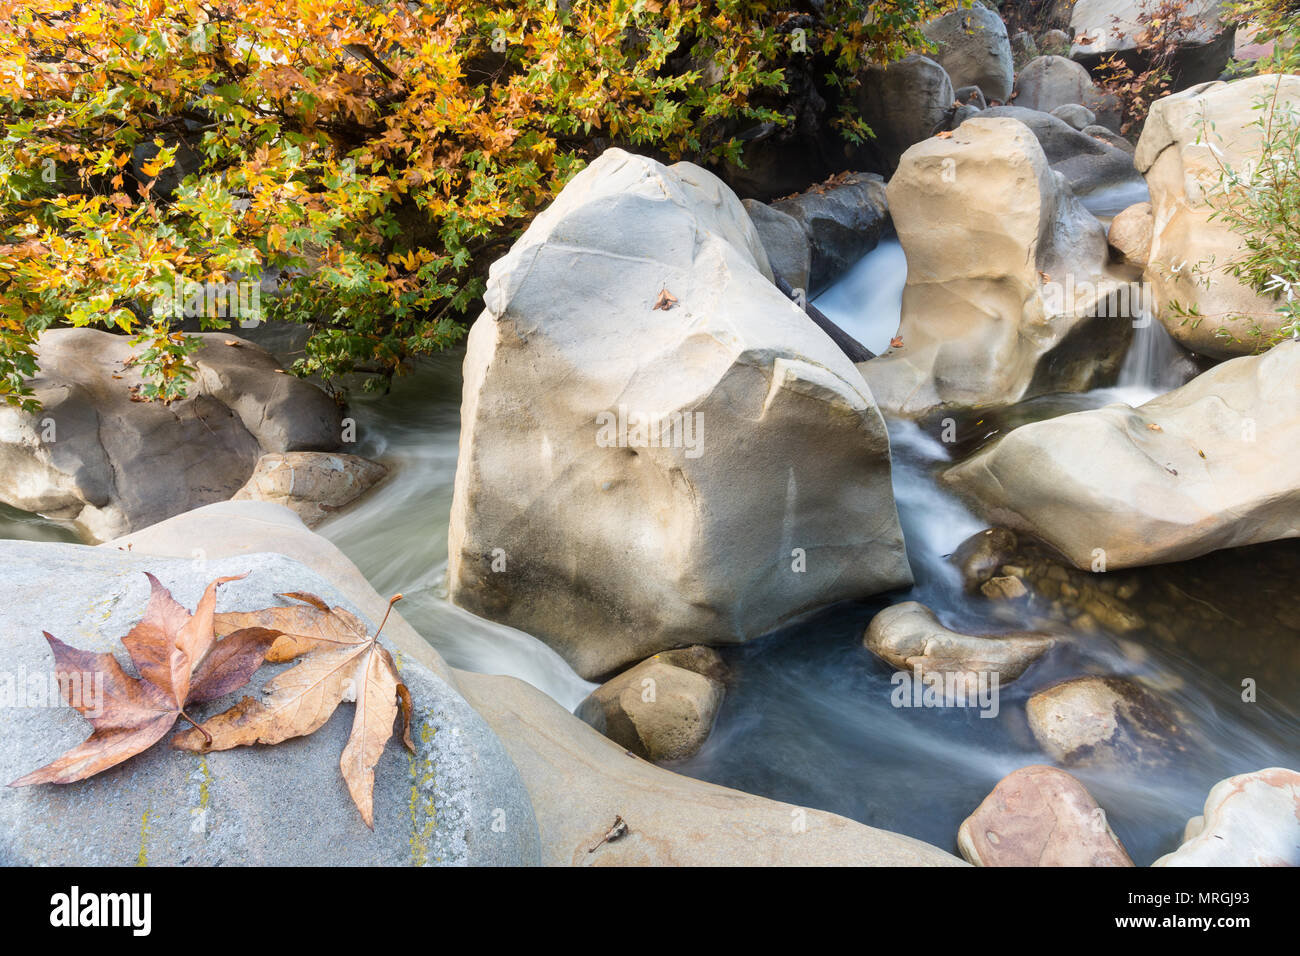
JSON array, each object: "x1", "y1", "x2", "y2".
[{"x1": 4, "y1": 241, "x2": 1297, "y2": 864}]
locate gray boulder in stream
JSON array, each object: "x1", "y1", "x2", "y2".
[
  {"x1": 945, "y1": 341, "x2": 1300, "y2": 569},
  {"x1": 448, "y1": 148, "x2": 911, "y2": 681},
  {"x1": 0, "y1": 540, "x2": 540, "y2": 865}
]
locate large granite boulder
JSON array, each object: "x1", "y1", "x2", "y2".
[
  {"x1": 854, "y1": 55, "x2": 957, "y2": 175},
  {"x1": 1069, "y1": 0, "x2": 1235, "y2": 86},
  {"x1": 1137, "y1": 74, "x2": 1300, "y2": 356},
  {"x1": 945, "y1": 341, "x2": 1300, "y2": 569},
  {"x1": 859, "y1": 117, "x2": 1133, "y2": 416},
  {"x1": 958, "y1": 765, "x2": 1134, "y2": 866},
  {"x1": 772, "y1": 172, "x2": 890, "y2": 295},
  {"x1": 0, "y1": 329, "x2": 342, "y2": 542},
  {"x1": 0, "y1": 540, "x2": 540, "y2": 865},
  {"x1": 922, "y1": 6, "x2": 1015, "y2": 104},
  {"x1": 447, "y1": 149, "x2": 911, "y2": 680},
  {"x1": 981, "y1": 105, "x2": 1143, "y2": 198},
  {"x1": 1154, "y1": 768, "x2": 1300, "y2": 866}
]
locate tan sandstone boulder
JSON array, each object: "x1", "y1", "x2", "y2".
[
  {"x1": 945, "y1": 340, "x2": 1300, "y2": 569},
  {"x1": 232, "y1": 451, "x2": 387, "y2": 527},
  {"x1": 859, "y1": 117, "x2": 1133, "y2": 417},
  {"x1": 575, "y1": 647, "x2": 726, "y2": 761},
  {"x1": 1137, "y1": 74, "x2": 1300, "y2": 356}
]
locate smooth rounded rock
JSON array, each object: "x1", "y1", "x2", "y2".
[{"x1": 958, "y1": 765, "x2": 1134, "y2": 866}]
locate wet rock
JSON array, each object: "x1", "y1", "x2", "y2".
[
  {"x1": 231, "y1": 452, "x2": 387, "y2": 527},
  {"x1": 772, "y1": 172, "x2": 890, "y2": 295},
  {"x1": 1027, "y1": 676, "x2": 1186, "y2": 767},
  {"x1": 958, "y1": 765, "x2": 1134, "y2": 866},
  {"x1": 864, "y1": 601, "x2": 1055, "y2": 683},
  {"x1": 980, "y1": 575, "x2": 1029, "y2": 601},
  {"x1": 742, "y1": 199, "x2": 812, "y2": 293},
  {"x1": 1154, "y1": 768, "x2": 1300, "y2": 866},
  {"x1": 575, "y1": 650, "x2": 726, "y2": 762}
]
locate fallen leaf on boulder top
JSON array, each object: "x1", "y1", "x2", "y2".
[
  {"x1": 175, "y1": 593, "x2": 414, "y2": 827},
  {"x1": 652, "y1": 288, "x2": 678, "y2": 311},
  {"x1": 8, "y1": 573, "x2": 278, "y2": 786}
]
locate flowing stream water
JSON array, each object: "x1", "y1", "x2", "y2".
[{"x1": 4, "y1": 239, "x2": 1297, "y2": 864}]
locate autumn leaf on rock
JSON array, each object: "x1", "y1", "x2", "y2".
[
  {"x1": 175, "y1": 594, "x2": 414, "y2": 827},
  {"x1": 9, "y1": 573, "x2": 278, "y2": 786},
  {"x1": 652, "y1": 288, "x2": 677, "y2": 311}
]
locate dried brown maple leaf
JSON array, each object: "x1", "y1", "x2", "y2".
[
  {"x1": 652, "y1": 288, "x2": 677, "y2": 311},
  {"x1": 9, "y1": 573, "x2": 278, "y2": 786},
  {"x1": 175, "y1": 593, "x2": 414, "y2": 827}
]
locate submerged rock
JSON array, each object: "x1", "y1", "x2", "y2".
[
  {"x1": 1026, "y1": 676, "x2": 1187, "y2": 768},
  {"x1": 0, "y1": 329, "x2": 342, "y2": 542},
  {"x1": 448, "y1": 148, "x2": 911, "y2": 680},
  {"x1": 1154, "y1": 768, "x2": 1300, "y2": 866},
  {"x1": 945, "y1": 341, "x2": 1300, "y2": 570},
  {"x1": 864, "y1": 601, "x2": 1055, "y2": 684},
  {"x1": 860, "y1": 117, "x2": 1133, "y2": 417},
  {"x1": 576, "y1": 647, "x2": 726, "y2": 762},
  {"x1": 232, "y1": 452, "x2": 387, "y2": 527},
  {"x1": 958, "y1": 765, "x2": 1134, "y2": 866}
]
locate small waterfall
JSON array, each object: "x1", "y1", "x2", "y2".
[
  {"x1": 1109, "y1": 313, "x2": 1198, "y2": 406},
  {"x1": 811, "y1": 237, "x2": 907, "y2": 356}
]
